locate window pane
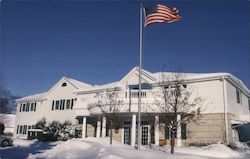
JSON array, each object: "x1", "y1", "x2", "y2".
[
  {"x1": 66, "y1": 100, "x2": 70, "y2": 109},
  {"x1": 22, "y1": 104, "x2": 26, "y2": 111},
  {"x1": 62, "y1": 100, "x2": 65, "y2": 110},
  {"x1": 56, "y1": 101, "x2": 59, "y2": 109}
]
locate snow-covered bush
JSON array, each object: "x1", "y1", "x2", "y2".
[{"x1": 34, "y1": 119, "x2": 74, "y2": 141}]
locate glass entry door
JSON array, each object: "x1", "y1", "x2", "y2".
[
  {"x1": 141, "y1": 126, "x2": 150, "y2": 145},
  {"x1": 124, "y1": 127, "x2": 131, "y2": 145}
]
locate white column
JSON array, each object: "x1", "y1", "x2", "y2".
[
  {"x1": 131, "y1": 114, "x2": 136, "y2": 146},
  {"x1": 96, "y1": 120, "x2": 101, "y2": 138},
  {"x1": 102, "y1": 116, "x2": 106, "y2": 137},
  {"x1": 176, "y1": 114, "x2": 182, "y2": 147},
  {"x1": 82, "y1": 117, "x2": 87, "y2": 139},
  {"x1": 154, "y1": 115, "x2": 159, "y2": 146}
]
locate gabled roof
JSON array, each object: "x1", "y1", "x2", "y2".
[
  {"x1": 16, "y1": 77, "x2": 93, "y2": 102},
  {"x1": 16, "y1": 92, "x2": 47, "y2": 102},
  {"x1": 67, "y1": 78, "x2": 93, "y2": 89},
  {"x1": 43, "y1": 77, "x2": 93, "y2": 98},
  {"x1": 119, "y1": 66, "x2": 157, "y2": 84},
  {"x1": 75, "y1": 67, "x2": 157, "y2": 94}
]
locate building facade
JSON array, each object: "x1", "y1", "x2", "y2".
[{"x1": 15, "y1": 67, "x2": 250, "y2": 146}]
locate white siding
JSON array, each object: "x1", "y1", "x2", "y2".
[
  {"x1": 188, "y1": 79, "x2": 224, "y2": 114},
  {"x1": 43, "y1": 79, "x2": 77, "y2": 123},
  {"x1": 226, "y1": 80, "x2": 250, "y2": 121}
]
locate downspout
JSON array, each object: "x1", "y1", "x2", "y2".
[{"x1": 222, "y1": 76, "x2": 229, "y2": 144}]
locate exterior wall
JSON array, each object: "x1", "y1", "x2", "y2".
[
  {"x1": 15, "y1": 101, "x2": 44, "y2": 139},
  {"x1": 187, "y1": 79, "x2": 224, "y2": 114},
  {"x1": 184, "y1": 113, "x2": 238, "y2": 145},
  {"x1": 86, "y1": 123, "x2": 95, "y2": 137},
  {"x1": 226, "y1": 80, "x2": 250, "y2": 121},
  {"x1": 42, "y1": 81, "x2": 77, "y2": 123},
  {"x1": 15, "y1": 79, "x2": 80, "y2": 139}
]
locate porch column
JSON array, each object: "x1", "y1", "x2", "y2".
[
  {"x1": 131, "y1": 113, "x2": 136, "y2": 146},
  {"x1": 176, "y1": 114, "x2": 182, "y2": 147},
  {"x1": 102, "y1": 116, "x2": 106, "y2": 137},
  {"x1": 96, "y1": 119, "x2": 101, "y2": 138},
  {"x1": 82, "y1": 117, "x2": 87, "y2": 139},
  {"x1": 154, "y1": 115, "x2": 159, "y2": 146}
]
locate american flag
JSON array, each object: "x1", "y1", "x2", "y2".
[{"x1": 144, "y1": 4, "x2": 181, "y2": 27}]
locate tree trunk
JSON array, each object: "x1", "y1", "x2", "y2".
[{"x1": 110, "y1": 120, "x2": 113, "y2": 145}]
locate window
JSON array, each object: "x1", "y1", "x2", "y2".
[
  {"x1": 26, "y1": 103, "x2": 30, "y2": 111},
  {"x1": 236, "y1": 89, "x2": 241, "y2": 104},
  {"x1": 62, "y1": 100, "x2": 65, "y2": 110},
  {"x1": 181, "y1": 123, "x2": 187, "y2": 139},
  {"x1": 60, "y1": 100, "x2": 63, "y2": 110},
  {"x1": 30, "y1": 103, "x2": 34, "y2": 111},
  {"x1": 23, "y1": 125, "x2": 27, "y2": 134},
  {"x1": 55, "y1": 101, "x2": 59, "y2": 110},
  {"x1": 62, "y1": 82, "x2": 67, "y2": 87},
  {"x1": 20, "y1": 126, "x2": 23, "y2": 134},
  {"x1": 131, "y1": 91, "x2": 147, "y2": 98},
  {"x1": 52, "y1": 100, "x2": 55, "y2": 110},
  {"x1": 22, "y1": 104, "x2": 26, "y2": 111},
  {"x1": 28, "y1": 126, "x2": 31, "y2": 130},
  {"x1": 66, "y1": 100, "x2": 71, "y2": 109}
]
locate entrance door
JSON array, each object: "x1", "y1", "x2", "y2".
[
  {"x1": 124, "y1": 127, "x2": 131, "y2": 145},
  {"x1": 141, "y1": 126, "x2": 150, "y2": 145}
]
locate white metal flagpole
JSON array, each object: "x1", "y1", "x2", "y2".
[{"x1": 137, "y1": 2, "x2": 143, "y2": 150}]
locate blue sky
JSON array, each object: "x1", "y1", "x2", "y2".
[{"x1": 1, "y1": 0, "x2": 249, "y2": 97}]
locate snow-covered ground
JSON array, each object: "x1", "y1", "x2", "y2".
[{"x1": 0, "y1": 138, "x2": 249, "y2": 159}]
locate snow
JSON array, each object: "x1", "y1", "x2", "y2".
[
  {"x1": 0, "y1": 114, "x2": 15, "y2": 127},
  {"x1": 1, "y1": 138, "x2": 248, "y2": 159}
]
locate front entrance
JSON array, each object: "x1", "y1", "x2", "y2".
[
  {"x1": 124, "y1": 125, "x2": 150, "y2": 145},
  {"x1": 141, "y1": 125, "x2": 150, "y2": 145}
]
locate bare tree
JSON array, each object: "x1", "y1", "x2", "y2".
[
  {"x1": 151, "y1": 72, "x2": 203, "y2": 154},
  {"x1": 0, "y1": 86, "x2": 20, "y2": 123},
  {"x1": 93, "y1": 87, "x2": 126, "y2": 145}
]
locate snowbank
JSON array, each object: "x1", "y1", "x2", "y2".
[
  {"x1": 27, "y1": 138, "x2": 245, "y2": 159},
  {"x1": 176, "y1": 144, "x2": 242, "y2": 158}
]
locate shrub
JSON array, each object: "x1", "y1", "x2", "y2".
[
  {"x1": 34, "y1": 119, "x2": 74, "y2": 141},
  {"x1": 0, "y1": 123, "x2": 5, "y2": 135}
]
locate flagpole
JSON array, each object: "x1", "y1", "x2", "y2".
[{"x1": 137, "y1": 2, "x2": 143, "y2": 150}]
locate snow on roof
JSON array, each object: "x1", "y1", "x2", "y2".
[
  {"x1": 76, "y1": 81, "x2": 119, "y2": 94},
  {"x1": 67, "y1": 78, "x2": 93, "y2": 89},
  {"x1": 16, "y1": 92, "x2": 47, "y2": 102},
  {"x1": 153, "y1": 72, "x2": 230, "y2": 81},
  {"x1": 0, "y1": 114, "x2": 15, "y2": 126}
]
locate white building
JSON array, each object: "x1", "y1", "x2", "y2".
[{"x1": 15, "y1": 67, "x2": 250, "y2": 145}]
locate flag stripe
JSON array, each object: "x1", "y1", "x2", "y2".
[{"x1": 144, "y1": 4, "x2": 181, "y2": 27}]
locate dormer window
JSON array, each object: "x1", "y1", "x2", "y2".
[{"x1": 62, "y1": 82, "x2": 67, "y2": 87}]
